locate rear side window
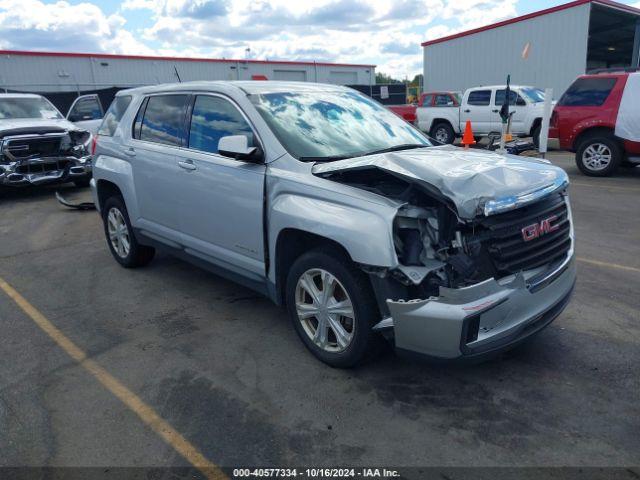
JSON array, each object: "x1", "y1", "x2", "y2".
[
  {"x1": 434, "y1": 94, "x2": 454, "y2": 106},
  {"x1": 138, "y1": 94, "x2": 189, "y2": 146},
  {"x1": 494, "y1": 89, "x2": 521, "y2": 106},
  {"x1": 98, "y1": 96, "x2": 131, "y2": 137},
  {"x1": 558, "y1": 78, "x2": 617, "y2": 106},
  {"x1": 467, "y1": 90, "x2": 491, "y2": 106},
  {"x1": 188, "y1": 95, "x2": 254, "y2": 155}
]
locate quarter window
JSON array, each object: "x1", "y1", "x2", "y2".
[
  {"x1": 98, "y1": 96, "x2": 131, "y2": 137},
  {"x1": 188, "y1": 95, "x2": 254, "y2": 155},
  {"x1": 467, "y1": 90, "x2": 491, "y2": 106},
  {"x1": 138, "y1": 95, "x2": 188, "y2": 146},
  {"x1": 558, "y1": 78, "x2": 617, "y2": 107}
]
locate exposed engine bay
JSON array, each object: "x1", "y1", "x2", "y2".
[
  {"x1": 0, "y1": 126, "x2": 92, "y2": 187},
  {"x1": 316, "y1": 166, "x2": 572, "y2": 302}
]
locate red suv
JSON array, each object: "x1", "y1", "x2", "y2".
[{"x1": 550, "y1": 71, "x2": 640, "y2": 176}]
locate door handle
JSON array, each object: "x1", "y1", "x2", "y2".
[
  {"x1": 464, "y1": 109, "x2": 471, "y2": 113},
  {"x1": 492, "y1": 109, "x2": 499, "y2": 113},
  {"x1": 124, "y1": 147, "x2": 136, "y2": 157},
  {"x1": 178, "y1": 160, "x2": 196, "y2": 171}
]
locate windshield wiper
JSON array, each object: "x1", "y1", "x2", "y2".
[
  {"x1": 298, "y1": 144, "x2": 429, "y2": 163},
  {"x1": 359, "y1": 143, "x2": 429, "y2": 157},
  {"x1": 298, "y1": 154, "x2": 355, "y2": 162}
]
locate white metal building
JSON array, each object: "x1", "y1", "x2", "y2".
[
  {"x1": 0, "y1": 50, "x2": 376, "y2": 93},
  {"x1": 422, "y1": 0, "x2": 640, "y2": 97}
]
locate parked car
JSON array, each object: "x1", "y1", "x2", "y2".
[
  {"x1": 416, "y1": 85, "x2": 547, "y2": 146},
  {"x1": 0, "y1": 93, "x2": 102, "y2": 188},
  {"x1": 91, "y1": 81, "x2": 576, "y2": 367},
  {"x1": 388, "y1": 91, "x2": 460, "y2": 124},
  {"x1": 550, "y1": 70, "x2": 640, "y2": 176}
]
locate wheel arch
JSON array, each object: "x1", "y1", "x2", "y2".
[
  {"x1": 530, "y1": 117, "x2": 542, "y2": 136},
  {"x1": 274, "y1": 228, "x2": 356, "y2": 305},
  {"x1": 430, "y1": 118, "x2": 455, "y2": 133},
  {"x1": 96, "y1": 179, "x2": 123, "y2": 211},
  {"x1": 573, "y1": 126, "x2": 619, "y2": 151}
]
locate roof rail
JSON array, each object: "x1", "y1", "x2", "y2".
[{"x1": 587, "y1": 67, "x2": 640, "y2": 74}]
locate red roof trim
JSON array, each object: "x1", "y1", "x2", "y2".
[
  {"x1": 421, "y1": 0, "x2": 640, "y2": 47},
  {"x1": 0, "y1": 49, "x2": 376, "y2": 69}
]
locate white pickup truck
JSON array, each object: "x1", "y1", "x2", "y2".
[{"x1": 416, "y1": 85, "x2": 547, "y2": 146}]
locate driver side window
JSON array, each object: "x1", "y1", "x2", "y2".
[{"x1": 188, "y1": 95, "x2": 254, "y2": 155}]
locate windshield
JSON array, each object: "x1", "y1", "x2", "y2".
[
  {"x1": 249, "y1": 90, "x2": 431, "y2": 160},
  {"x1": 0, "y1": 97, "x2": 63, "y2": 120},
  {"x1": 520, "y1": 88, "x2": 545, "y2": 103}
]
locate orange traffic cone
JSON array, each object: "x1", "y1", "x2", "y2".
[{"x1": 461, "y1": 120, "x2": 476, "y2": 149}]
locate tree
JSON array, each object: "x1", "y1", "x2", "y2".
[
  {"x1": 375, "y1": 72, "x2": 402, "y2": 84},
  {"x1": 410, "y1": 74, "x2": 423, "y2": 87}
]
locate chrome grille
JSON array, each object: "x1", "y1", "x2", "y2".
[{"x1": 480, "y1": 193, "x2": 571, "y2": 275}]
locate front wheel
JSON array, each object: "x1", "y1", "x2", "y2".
[
  {"x1": 286, "y1": 249, "x2": 383, "y2": 368},
  {"x1": 575, "y1": 135, "x2": 622, "y2": 177}
]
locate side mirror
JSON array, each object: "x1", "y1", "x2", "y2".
[
  {"x1": 218, "y1": 135, "x2": 263, "y2": 163},
  {"x1": 516, "y1": 98, "x2": 527, "y2": 106}
]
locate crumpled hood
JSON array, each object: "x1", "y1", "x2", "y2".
[
  {"x1": 312, "y1": 145, "x2": 569, "y2": 220},
  {"x1": 0, "y1": 117, "x2": 80, "y2": 134}
]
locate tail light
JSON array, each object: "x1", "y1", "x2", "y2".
[
  {"x1": 91, "y1": 135, "x2": 98, "y2": 156},
  {"x1": 550, "y1": 110, "x2": 558, "y2": 128}
]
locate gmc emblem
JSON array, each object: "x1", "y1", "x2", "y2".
[{"x1": 521, "y1": 215, "x2": 560, "y2": 242}]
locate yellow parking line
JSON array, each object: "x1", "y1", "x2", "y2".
[
  {"x1": 0, "y1": 276, "x2": 227, "y2": 480},
  {"x1": 577, "y1": 257, "x2": 640, "y2": 274}
]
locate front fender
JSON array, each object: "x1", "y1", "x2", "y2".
[{"x1": 268, "y1": 193, "x2": 399, "y2": 274}]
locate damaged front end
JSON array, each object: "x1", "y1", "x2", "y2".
[
  {"x1": 314, "y1": 152, "x2": 576, "y2": 360},
  {"x1": 0, "y1": 128, "x2": 92, "y2": 187}
]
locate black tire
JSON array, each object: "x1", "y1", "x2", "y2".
[
  {"x1": 102, "y1": 195, "x2": 155, "y2": 268},
  {"x1": 73, "y1": 179, "x2": 91, "y2": 188},
  {"x1": 285, "y1": 248, "x2": 383, "y2": 368},
  {"x1": 430, "y1": 122, "x2": 455, "y2": 145},
  {"x1": 575, "y1": 134, "x2": 622, "y2": 177},
  {"x1": 532, "y1": 124, "x2": 541, "y2": 149}
]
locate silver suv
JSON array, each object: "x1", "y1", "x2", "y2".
[{"x1": 91, "y1": 81, "x2": 576, "y2": 367}]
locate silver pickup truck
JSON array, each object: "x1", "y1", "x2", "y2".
[{"x1": 91, "y1": 81, "x2": 576, "y2": 367}]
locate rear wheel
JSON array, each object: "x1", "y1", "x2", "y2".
[
  {"x1": 575, "y1": 135, "x2": 622, "y2": 177},
  {"x1": 286, "y1": 249, "x2": 382, "y2": 368},
  {"x1": 532, "y1": 124, "x2": 541, "y2": 149},
  {"x1": 430, "y1": 122, "x2": 455, "y2": 145},
  {"x1": 102, "y1": 196, "x2": 155, "y2": 268}
]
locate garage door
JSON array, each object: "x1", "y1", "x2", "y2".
[
  {"x1": 273, "y1": 70, "x2": 307, "y2": 81},
  {"x1": 329, "y1": 71, "x2": 358, "y2": 84}
]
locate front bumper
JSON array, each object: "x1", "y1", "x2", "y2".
[
  {"x1": 385, "y1": 254, "x2": 576, "y2": 360},
  {"x1": 0, "y1": 156, "x2": 92, "y2": 187}
]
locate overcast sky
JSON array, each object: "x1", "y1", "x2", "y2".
[{"x1": 0, "y1": 0, "x2": 639, "y2": 78}]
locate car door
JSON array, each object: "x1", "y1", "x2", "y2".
[
  {"x1": 128, "y1": 93, "x2": 190, "y2": 245},
  {"x1": 67, "y1": 94, "x2": 104, "y2": 132},
  {"x1": 176, "y1": 93, "x2": 267, "y2": 280},
  {"x1": 461, "y1": 89, "x2": 493, "y2": 133},
  {"x1": 493, "y1": 89, "x2": 528, "y2": 134}
]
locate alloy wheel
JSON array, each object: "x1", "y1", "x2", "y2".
[
  {"x1": 107, "y1": 207, "x2": 131, "y2": 258},
  {"x1": 295, "y1": 268, "x2": 355, "y2": 353},
  {"x1": 582, "y1": 143, "x2": 612, "y2": 171}
]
